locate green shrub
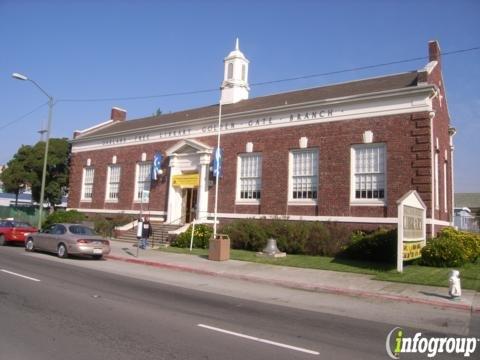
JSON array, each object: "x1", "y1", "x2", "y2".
[
  {"x1": 341, "y1": 228, "x2": 397, "y2": 263},
  {"x1": 438, "y1": 227, "x2": 480, "y2": 262},
  {"x1": 421, "y1": 237, "x2": 468, "y2": 267},
  {"x1": 94, "y1": 214, "x2": 134, "y2": 238},
  {"x1": 43, "y1": 210, "x2": 86, "y2": 229},
  {"x1": 421, "y1": 227, "x2": 480, "y2": 267},
  {"x1": 221, "y1": 219, "x2": 268, "y2": 252},
  {"x1": 171, "y1": 224, "x2": 213, "y2": 249},
  {"x1": 220, "y1": 219, "x2": 353, "y2": 256}
]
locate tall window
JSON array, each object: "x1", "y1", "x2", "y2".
[
  {"x1": 241, "y1": 64, "x2": 246, "y2": 81},
  {"x1": 237, "y1": 154, "x2": 262, "y2": 202},
  {"x1": 290, "y1": 149, "x2": 318, "y2": 201},
  {"x1": 135, "y1": 162, "x2": 151, "y2": 201},
  {"x1": 351, "y1": 144, "x2": 386, "y2": 203},
  {"x1": 81, "y1": 167, "x2": 94, "y2": 201},
  {"x1": 106, "y1": 165, "x2": 121, "y2": 201},
  {"x1": 227, "y1": 63, "x2": 234, "y2": 79}
]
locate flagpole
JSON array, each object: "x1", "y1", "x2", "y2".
[{"x1": 213, "y1": 99, "x2": 223, "y2": 239}]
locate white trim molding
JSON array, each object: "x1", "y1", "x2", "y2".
[
  {"x1": 210, "y1": 212, "x2": 398, "y2": 224},
  {"x1": 71, "y1": 86, "x2": 435, "y2": 153},
  {"x1": 68, "y1": 208, "x2": 167, "y2": 216}
]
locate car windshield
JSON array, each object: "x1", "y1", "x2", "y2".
[
  {"x1": 13, "y1": 221, "x2": 33, "y2": 228},
  {"x1": 68, "y1": 225, "x2": 97, "y2": 236}
]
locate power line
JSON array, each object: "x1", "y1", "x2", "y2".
[
  {"x1": 3, "y1": 46, "x2": 479, "y2": 134},
  {"x1": 48, "y1": 45, "x2": 480, "y2": 104},
  {"x1": 0, "y1": 101, "x2": 48, "y2": 131}
]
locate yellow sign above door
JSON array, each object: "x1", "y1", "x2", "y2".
[{"x1": 172, "y1": 174, "x2": 200, "y2": 188}]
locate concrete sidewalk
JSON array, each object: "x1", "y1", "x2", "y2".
[{"x1": 106, "y1": 240, "x2": 479, "y2": 313}]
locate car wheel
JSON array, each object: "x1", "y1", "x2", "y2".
[
  {"x1": 57, "y1": 243, "x2": 68, "y2": 258},
  {"x1": 92, "y1": 254, "x2": 103, "y2": 260},
  {"x1": 0, "y1": 235, "x2": 5, "y2": 246},
  {"x1": 25, "y1": 238, "x2": 35, "y2": 252}
]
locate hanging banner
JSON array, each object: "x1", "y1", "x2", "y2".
[
  {"x1": 151, "y1": 151, "x2": 163, "y2": 181},
  {"x1": 172, "y1": 174, "x2": 200, "y2": 188},
  {"x1": 212, "y1": 147, "x2": 223, "y2": 178}
]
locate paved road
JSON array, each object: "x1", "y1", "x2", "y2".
[{"x1": 0, "y1": 246, "x2": 477, "y2": 359}]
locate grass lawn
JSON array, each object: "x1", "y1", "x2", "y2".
[{"x1": 157, "y1": 246, "x2": 480, "y2": 292}]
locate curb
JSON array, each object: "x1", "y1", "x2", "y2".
[{"x1": 105, "y1": 254, "x2": 478, "y2": 313}]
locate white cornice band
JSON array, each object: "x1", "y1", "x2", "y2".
[{"x1": 71, "y1": 86, "x2": 435, "y2": 154}]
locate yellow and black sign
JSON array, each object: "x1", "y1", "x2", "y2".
[
  {"x1": 403, "y1": 241, "x2": 424, "y2": 260},
  {"x1": 172, "y1": 174, "x2": 199, "y2": 188}
]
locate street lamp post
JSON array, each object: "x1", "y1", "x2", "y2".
[{"x1": 12, "y1": 73, "x2": 54, "y2": 229}]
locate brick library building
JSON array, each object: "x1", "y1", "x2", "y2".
[{"x1": 68, "y1": 40, "x2": 455, "y2": 236}]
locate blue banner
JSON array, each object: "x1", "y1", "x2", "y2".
[
  {"x1": 151, "y1": 152, "x2": 163, "y2": 181},
  {"x1": 212, "y1": 147, "x2": 223, "y2": 178}
]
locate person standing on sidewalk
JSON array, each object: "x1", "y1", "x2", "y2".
[{"x1": 140, "y1": 217, "x2": 152, "y2": 249}]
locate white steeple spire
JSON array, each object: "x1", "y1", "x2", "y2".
[{"x1": 220, "y1": 38, "x2": 250, "y2": 104}]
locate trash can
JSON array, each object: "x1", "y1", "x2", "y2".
[{"x1": 208, "y1": 234, "x2": 230, "y2": 261}]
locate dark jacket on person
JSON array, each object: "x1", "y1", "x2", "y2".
[{"x1": 142, "y1": 221, "x2": 152, "y2": 238}]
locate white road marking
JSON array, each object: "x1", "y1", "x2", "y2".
[
  {"x1": 197, "y1": 323, "x2": 320, "y2": 355},
  {"x1": 1, "y1": 269, "x2": 41, "y2": 282}
]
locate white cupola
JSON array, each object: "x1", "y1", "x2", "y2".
[{"x1": 220, "y1": 38, "x2": 250, "y2": 104}]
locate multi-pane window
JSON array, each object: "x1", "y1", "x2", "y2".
[
  {"x1": 352, "y1": 144, "x2": 386, "y2": 201},
  {"x1": 238, "y1": 154, "x2": 262, "y2": 201},
  {"x1": 291, "y1": 149, "x2": 318, "y2": 200},
  {"x1": 135, "y1": 162, "x2": 151, "y2": 201},
  {"x1": 81, "y1": 167, "x2": 94, "y2": 200},
  {"x1": 106, "y1": 165, "x2": 121, "y2": 201}
]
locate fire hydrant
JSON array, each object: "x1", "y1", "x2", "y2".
[{"x1": 448, "y1": 270, "x2": 462, "y2": 299}]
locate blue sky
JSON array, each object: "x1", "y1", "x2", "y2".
[{"x1": 1, "y1": 0, "x2": 479, "y2": 192}]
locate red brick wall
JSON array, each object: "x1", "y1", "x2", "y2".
[
  {"x1": 427, "y1": 41, "x2": 453, "y2": 234},
  {"x1": 69, "y1": 112, "x2": 434, "y2": 221}
]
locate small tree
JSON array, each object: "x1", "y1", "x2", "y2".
[
  {"x1": 26, "y1": 138, "x2": 70, "y2": 209},
  {"x1": 0, "y1": 139, "x2": 70, "y2": 210},
  {"x1": 0, "y1": 161, "x2": 29, "y2": 205},
  {"x1": 0, "y1": 145, "x2": 34, "y2": 205}
]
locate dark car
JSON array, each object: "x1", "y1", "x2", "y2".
[{"x1": 0, "y1": 220, "x2": 38, "y2": 246}]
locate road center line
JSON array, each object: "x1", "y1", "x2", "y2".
[
  {"x1": 1, "y1": 269, "x2": 41, "y2": 282},
  {"x1": 197, "y1": 323, "x2": 320, "y2": 355}
]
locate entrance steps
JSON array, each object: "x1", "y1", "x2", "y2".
[{"x1": 114, "y1": 221, "x2": 182, "y2": 246}]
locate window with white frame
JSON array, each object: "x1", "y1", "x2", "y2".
[
  {"x1": 290, "y1": 149, "x2": 318, "y2": 201},
  {"x1": 106, "y1": 165, "x2": 121, "y2": 201},
  {"x1": 81, "y1": 167, "x2": 94, "y2": 201},
  {"x1": 237, "y1": 154, "x2": 262, "y2": 202},
  {"x1": 351, "y1": 144, "x2": 386, "y2": 203},
  {"x1": 135, "y1": 162, "x2": 151, "y2": 201}
]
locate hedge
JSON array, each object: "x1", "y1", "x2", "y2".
[{"x1": 421, "y1": 227, "x2": 480, "y2": 267}]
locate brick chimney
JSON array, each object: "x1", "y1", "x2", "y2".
[
  {"x1": 428, "y1": 40, "x2": 441, "y2": 62},
  {"x1": 111, "y1": 107, "x2": 127, "y2": 122}
]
